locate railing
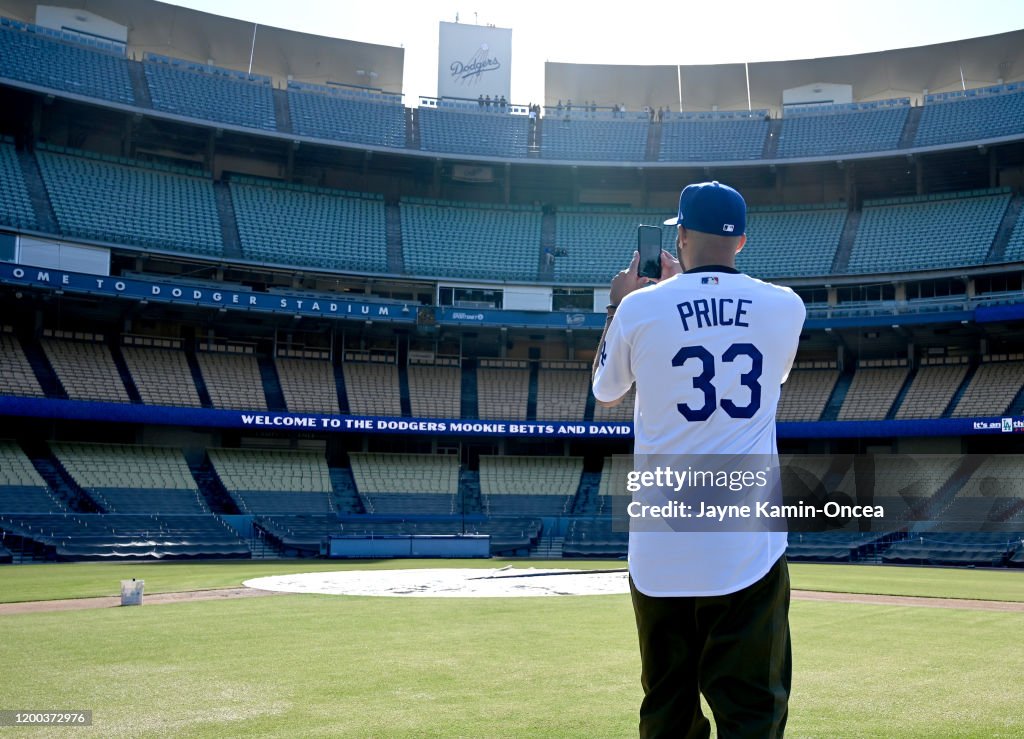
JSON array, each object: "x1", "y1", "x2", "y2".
[{"x1": 417, "y1": 95, "x2": 531, "y2": 116}]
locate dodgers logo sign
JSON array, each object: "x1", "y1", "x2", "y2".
[
  {"x1": 437, "y1": 21, "x2": 512, "y2": 100},
  {"x1": 449, "y1": 45, "x2": 501, "y2": 86}
]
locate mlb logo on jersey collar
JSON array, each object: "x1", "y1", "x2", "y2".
[{"x1": 701, "y1": 276, "x2": 719, "y2": 285}]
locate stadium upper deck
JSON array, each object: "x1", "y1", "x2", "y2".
[
  {"x1": 0, "y1": 4, "x2": 1022, "y2": 316},
  {"x1": 0, "y1": 10, "x2": 1023, "y2": 165}
]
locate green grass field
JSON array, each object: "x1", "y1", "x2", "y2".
[{"x1": 1, "y1": 560, "x2": 1022, "y2": 738}]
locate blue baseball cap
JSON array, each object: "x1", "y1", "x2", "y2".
[{"x1": 663, "y1": 180, "x2": 746, "y2": 236}]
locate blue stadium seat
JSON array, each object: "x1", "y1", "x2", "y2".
[
  {"x1": 1006, "y1": 209, "x2": 1024, "y2": 263},
  {"x1": 0, "y1": 23, "x2": 133, "y2": 105},
  {"x1": 847, "y1": 189, "x2": 1011, "y2": 274},
  {"x1": 144, "y1": 56, "x2": 276, "y2": 131},
  {"x1": 778, "y1": 105, "x2": 909, "y2": 158},
  {"x1": 915, "y1": 88, "x2": 1024, "y2": 147},
  {"x1": 418, "y1": 107, "x2": 530, "y2": 158},
  {"x1": 230, "y1": 177, "x2": 388, "y2": 272},
  {"x1": 0, "y1": 141, "x2": 35, "y2": 230},
  {"x1": 289, "y1": 86, "x2": 406, "y2": 148},
  {"x1": 739, "y1": 206, "x2": 847, "y2": 278},
  {"x1": 0, "y1": 485, "x2": 65, "y2": 513},
  {"x1": 541, "y1": 118, "x2": 647, "y2": 161},
  {"x1": 0, "y1": 513, "x2": 249, "y2": 560},
  {"x1": 554, "y1": 204, "x2": 845, "y2": 282},
  {"x1": 554, "y1": 207, "x2": 675, "y2": 284},
  {"x1": 35, "y1": 146, "x2": 223, "y2": 256},
  {"x1": 659, "y1": 117, "x2": 768, "y2": 161},
  {"x1": 401, "y1": 198, "x2": 541, "y2": 280}
]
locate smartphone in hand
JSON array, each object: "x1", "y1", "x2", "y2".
[{"x1": 637, "y1": 225, "x2": 663, "y2": 280}]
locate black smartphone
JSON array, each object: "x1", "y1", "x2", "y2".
[{"x1": 637, "y1": 225, "x2": 663, "y2": 280}]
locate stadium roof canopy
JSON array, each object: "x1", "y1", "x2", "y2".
[
  {"x1": 546, "y1": 28, "x2": 1024, "y2": 112},
  {"x1": 0, "y1": 0, "x2": 405, "y2": 94}
]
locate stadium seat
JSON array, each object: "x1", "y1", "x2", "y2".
[
  {"x1": 275, "y1": 355, "x2": 341, "y2": 415},
  {"x1": 915, "y1": 87, "x2": 1024, "y2": 147},
  {"x1": 777, "y1": 103, "x2": 909, "y2": 158},
  {"x1": 0, "y1": 23, "x2": 133, "y2": 105},
  {"x1": 230, "y1": 177, "x2": 387, "y2": 272},
  {"x1": 400, "y1": 198, "x2": 541, "y2": 281},
  {"x1": 659, "y1": 116, "x2": 768, "y2": 162},
  {"x1": 144, "y1": 56, "x2": 276, "y2": 131},
  {"x1": 419, "y1": 107, "x2": 530, "y2": 158},
  {"x1": 848, "y1": 189, "x2": 1010, "y2": 274},
  {"x1": 541, "y1": 117, "x2": 647, "y2": 161},
  {"x1": 0, "y1": 140, "x2": 35, "y2": 230},
  {"x1": 50, "y1": 442, "x2": 208, "y2": 514},
  {"x1": 35, "y1": 146, "x2": 223, "y2": 257},
  {"x1": 0, "y1": 331, "x2": 45, "y2": 398},
  {"x1": 407, "y1": 359, "x2": 461, "y2": 418},
  {"x1": 289, "y1": 85, "x2": 406, "y2": 148}
]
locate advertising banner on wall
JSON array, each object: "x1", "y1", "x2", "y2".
[{"x1": 437, "y1": 21, "x2": 512, "y2": 101}]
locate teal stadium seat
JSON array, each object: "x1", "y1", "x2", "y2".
[
  {"x1": 659, "y1": 116, "x2": 768, "y2": 161},
  {"x1": 401, "y1": 199, "x2": 542, "y2": 280},
  {"x1": 778, "y1": 104, "x2": 909, "y2": 158},
  {"x1": 288, "y1": 86, "x2": 406, "y2": 148},
  {"x1": 848, "y1": 190, "x2": 1011, "y2": 274},
  {"x1": 1005, "y1": 208, "x2": 1024, "y2": 263},
  {"x1": 916, "y1": 88, "x2": 1024, "y2": 147},
  {"x1": 35, "y1": 147, "x2": 223, "y2": 256},
  {"x1": 230, "y1": 178, "x2": 387, "y2": 272},
  {"x1": 738, "y1": 206, "x2": 846, "y2": 278},
  {"x1": 0, "y1": 141, "x2": 36, "y2": 230},
  {"x1": 554, "y1": 205, "x2": 845, "y2": 282},
  {"x1": 0, "y1": 22, "x2": 133, "y2": 105},
  {"x1": 541, "y1": 118, "x2": 647, "y2": 161},
  {"x1": 144, "y1": 56, "x2": 276, "y2": 131},
  {"x1": 554, "y1": 208, "x2": 676, "y2": 283},
  {"x1": 418, "y1": 107, "x2": 530, "y2": 158}
]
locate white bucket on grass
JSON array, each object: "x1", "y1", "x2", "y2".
[{"x1": 120, "y1": 579, "x2": 144, "y2": 606}]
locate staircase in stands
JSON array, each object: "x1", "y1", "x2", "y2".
[{"x1": 531, "y1": 536, "x2": 564, "y2": 559}]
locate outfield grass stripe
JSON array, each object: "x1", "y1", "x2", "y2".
[
  {"x1": 792, "y1": 589, "x2": 1024, "y2": 612},
  {"x1": 0, "y1": 587, "x2": 280, "y2": 615}
]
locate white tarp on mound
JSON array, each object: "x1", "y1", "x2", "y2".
[{"x1": 243, "y1": 567, "x2": 629, "y2": 598}]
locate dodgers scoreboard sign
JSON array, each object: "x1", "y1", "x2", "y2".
[{"x1": 438, "y1": 21, "x2": 511, "y2": 100}]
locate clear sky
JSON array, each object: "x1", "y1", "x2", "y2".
[{"x1": 164, "y1": 0, "x2": 1024, "y2": 103}]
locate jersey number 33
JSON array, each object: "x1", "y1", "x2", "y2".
[{"x1": 671, "y1": 343, "x2": 763, "y2": 422}]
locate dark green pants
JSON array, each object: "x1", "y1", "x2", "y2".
[{"x1": 629, "y1": 556, "x2": 792, "y2": 739}]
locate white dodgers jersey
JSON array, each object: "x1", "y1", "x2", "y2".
[{"x1": 593, "y1": 267, "x2": 806, "y2": 596}]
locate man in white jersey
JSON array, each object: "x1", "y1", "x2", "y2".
[{"x1": 592, "y1": 181, "x2": 805, "y2": 738}]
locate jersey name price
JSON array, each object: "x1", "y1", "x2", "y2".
[{"x1": 676, "y1": 297, "x2": 751, "y2": 332}]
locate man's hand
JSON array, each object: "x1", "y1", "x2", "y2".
[
  {"x1": 660, "y1": 249, "x2": 683, "y2": 280},
  {"x1": 609, "y1": 250, "x2": 683, "y2": 306}
]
